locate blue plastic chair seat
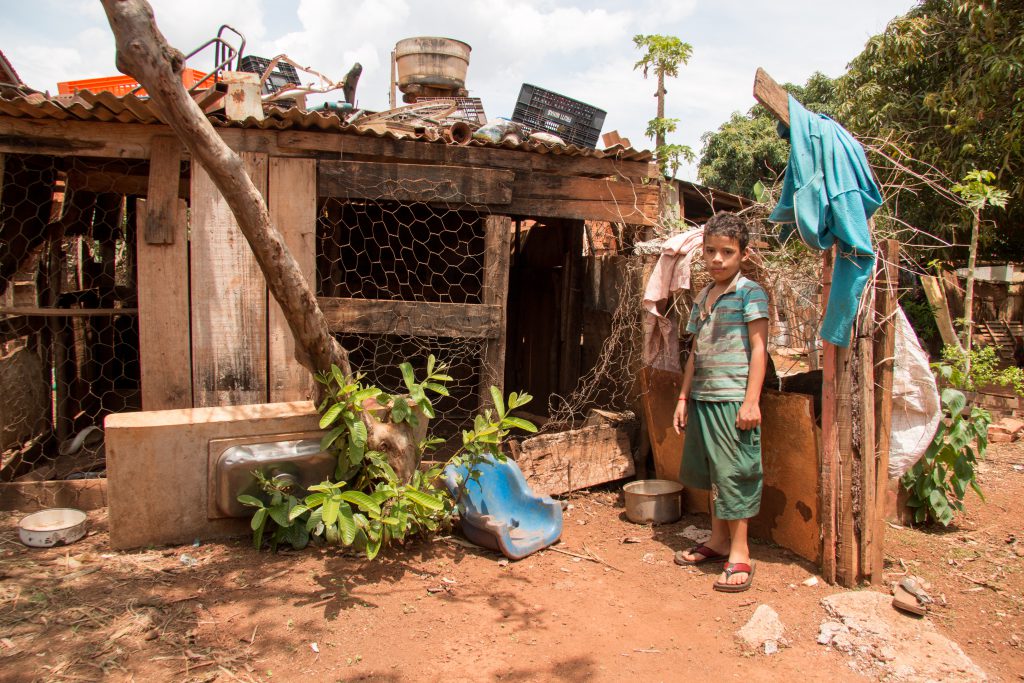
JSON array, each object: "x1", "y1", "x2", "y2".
[{"x1": 443, "y1": 453, "x2": 563, "y2": 560}]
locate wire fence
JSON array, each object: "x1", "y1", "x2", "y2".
[
  {"x1": 1, "y1": 154, "x2": 141, "y2": 481},
  {"x1": 317, "y1": 195, "x2": 492, "y2": 444}
]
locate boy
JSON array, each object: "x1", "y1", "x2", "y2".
[{"x1": 672, "y1": 212, "x2": 769, "y2": 593}]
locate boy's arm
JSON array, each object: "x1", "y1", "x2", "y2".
[
  {"x1": 673, "y1": 340, "x2": 696, "y2": 434},
  {"x1": 737, "y1": 318, "x2": 769, "y2": 430}
]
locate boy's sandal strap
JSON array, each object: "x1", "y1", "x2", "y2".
[{"x1": 723, "y1": 562, "x2": 752, "y2": 576}]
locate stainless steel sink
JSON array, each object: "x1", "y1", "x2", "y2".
[{"x1": 208, "y1": 433, "x2": 334, "y2": 519}]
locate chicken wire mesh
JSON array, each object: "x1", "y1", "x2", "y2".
[
  {"x1": 1, "y1": 154, "x2": 144, "y2": 481},
  {"x1": 317, "y1": 195, "x2": 491, "y2": 445}
]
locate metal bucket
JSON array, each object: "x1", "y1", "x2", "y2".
[
  {"x1": 623, "y1": 480, "x2": 683, "y2": 524},
  {"x1": 395, "y1": 37, "x2": 471, "y2": 93}
]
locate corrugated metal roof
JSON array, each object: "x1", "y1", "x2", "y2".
[{"x1": 0, "y1": 89, "x2": 654, "y2": 162}]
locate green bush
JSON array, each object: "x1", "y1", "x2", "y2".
[{"x1": 239, "y1": 356, "x2": 536, "y2": 557}]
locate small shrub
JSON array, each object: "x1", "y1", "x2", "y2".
[{"x1": 239, "y1": 356, "x2": 537, "y2": 558}]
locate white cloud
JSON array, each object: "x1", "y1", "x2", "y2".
[{"x1": 2, "y1": 0, "x2": 917, "y2": 180}]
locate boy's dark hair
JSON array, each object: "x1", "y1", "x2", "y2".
[{"x1": 703, "y1": 211, "x2": 750, "y2": 251}]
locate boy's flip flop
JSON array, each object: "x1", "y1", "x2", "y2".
[
  {"x1": 674, "y1": 544, "x2": 729, "y2": 566},
  {"x1": 713, "y1": 561, "x2": 755, "y2": 592}
]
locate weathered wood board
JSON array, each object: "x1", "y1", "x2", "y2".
[
  {"x1": 513, "y1": 423, "x2": 634, "y2": 496},
  {"x1": 318, "y1": 160, "x2": 513, "y2": 205},
  {"x1": 751, "y1": 390, "x2": 822, "y2": 564},
  {"x1": 268, "y1": 157, "x2": 316, "y2": 403},
  {"x1": 143, "y1": 135, "x2": 182, "y2": 244},
  {"x1": 0, "y1": 479, "x2": 108, "y2": 512},
  {"x1": 136, "y1": 198, "x2": 192, "y2": 410},
  {"x1": 319, "y1": 298, "x2": 502, "y2": 338},
  {"x1": 921, "y1": 275, "x2": 960, "y2": 348},
  {"x1": 638, "y1": 366, "x2": 709, "y2": 513},
  {"x1": 189, "y1": 152, "x2": 269, "y2": 407}
]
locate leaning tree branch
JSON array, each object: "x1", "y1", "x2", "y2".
[
  {"x1": 100, "y1": 0, "x2": 349, "y2": 379},
  {"x1": 101, "y1": 0, "x2": 422, "y2": 481}
]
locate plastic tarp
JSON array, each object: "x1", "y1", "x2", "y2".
[{"x1": 889, "y1": 306, "x2": 941, "y2": 478}]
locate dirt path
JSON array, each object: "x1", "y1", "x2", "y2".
[{"x1": 2, "y1": 445, "x2": 1022, "y2": 682}]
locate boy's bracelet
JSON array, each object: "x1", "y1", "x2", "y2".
[{"x1": 677, "y1": 396, "x2": 687, "y2": 402}]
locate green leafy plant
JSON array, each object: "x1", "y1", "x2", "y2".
[
  {"x1": 900, "y1": 387, "x2": 990, "y2": 525},
  {"x1": 936, "y1": 343, "x2": 1024, "y2": 396},
  {"x1": 633, "y1": 34, "x2": 693, "y2": 177},
  {"x1": 239, "y1": 356, "x2": 536, "y2": 558}
]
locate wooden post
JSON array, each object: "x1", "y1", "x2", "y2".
[
  {"x1": 190, "y1": 151, "x2": 270, "y2": 407},
  {"x1": 268, "y1": 157, "x2": 317, "y2": 403},
  {"x1": 136, "y1": 198, "x2": 192, "y2": 409},
  {"x1": 558, "y1": 220, "x2": 585, "y2": 397},
  {"x1": 144, "y1": 136, "x2": 182, "y2": 244},
  {"x1": 871, "y1": 239, "x2": 899, "y2": 583},
  {"x1": 479, "y1": 215, "x2": 511, "y2": 408},
  {"x1": 856, "y1": 279, "x2": 877, "y2": 582},
  {"x1": 819, "y1": 248, "x2": 838, "y2": 584},
  {"x1": 753, "y1": 68, "x2": 790, "y2": 127}
]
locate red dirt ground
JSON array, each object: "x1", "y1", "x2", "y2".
[{"x1": 1, "y1": 443, "x2": 1022, "y2": 682}]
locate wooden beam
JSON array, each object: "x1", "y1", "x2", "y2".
[
  {"x1": 820, "y1": 249, "x2": 838, "y2": 585},
  {"x1": 190, "y1": 152, "x2": 269, "y2": 407},
  {"x1": 0, "y1": 307, "x2": 137, "y2": 316},
  {"x1": 318, "y1": 159, "x2": 514, "y2": 205},
  {"x1": 0, "y1": 117, "x2": 655, "y2": 181},
  {"x1": 511, "y1": 171, "x2": 658, "y2": 226},
  {"x1": 268, "y1": 157, "x2": 317, "y2": 403},
  {"x1": 136, "y1": 198, "x2": 192, "y2": 410},
  {"x1": 144, "y1": 135, "x2": 183, "y2": 243},
  {"x1": 0, "y1": 478, "x2": 108, "y2": 512},
  {"x1": 479, "y1": 215, "x2": 512, "y2": 408},
  {"x1": 921, "y1": 275, "x2": 960, "y2": 348},
  {"x1": 856, "y1": 278, "x2": 877, "y2": 582},
  {"x1": 753, "y1": 68, "x2": 790, "y2": 127},
  {"x1": 281, "y1": 129, "x2": 654, "y2": 178},
  {"x1": 871, "y1": 239, "x2": 899, "y2": 584},
  {"x1": 320, "y1": 297, "x2": 502, "y2": 338}
]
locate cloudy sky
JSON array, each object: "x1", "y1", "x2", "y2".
[{"x1": 2, "y1": 0, "x2": 916, "y2": 180}]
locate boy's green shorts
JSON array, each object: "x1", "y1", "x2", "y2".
[{"x1": 680, "y1": 399, "x2": 762, "y2": 520}]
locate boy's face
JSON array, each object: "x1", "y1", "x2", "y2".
[{"x1": 703, "y1": 234, "x2": 746, "y2": 285}]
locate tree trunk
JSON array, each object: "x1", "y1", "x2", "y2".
[
  {"x1": 100, "y1": 0, "x2": 419, "y2": 481},
  {"x1": 655, "y1": 69, "x2": 666, "y2": 175},
  {"x1": 962, "y1": 209, "x2": 980, "y2": 373}
]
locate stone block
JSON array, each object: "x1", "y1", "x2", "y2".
[{"x1": 105, "y1": 401, "x2": 320, "y2": 549}]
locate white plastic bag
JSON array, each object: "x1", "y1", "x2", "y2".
[{"x1": 888, "y1": 306, "x2": 941, "y2": 478}]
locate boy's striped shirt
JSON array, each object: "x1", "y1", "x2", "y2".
[{"x1": 686, "y1": 273, "x2": 769, "y2": 402}]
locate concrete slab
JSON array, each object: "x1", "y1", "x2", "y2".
[{"x1": 105, "y1": 401, "x2": 320, "y2": 549}]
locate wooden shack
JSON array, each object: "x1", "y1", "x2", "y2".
[{"x1": 0, "y1": 88, "x2": 660, "y2": 481}]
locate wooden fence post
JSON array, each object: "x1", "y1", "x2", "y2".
[{"x1": 871, "y1": 239, "x2": 899, "y2": 583}]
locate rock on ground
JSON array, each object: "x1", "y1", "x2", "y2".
[
  {"x1": 819, "y1": 591, "x2": 987, "y2": 682},
  {"x1": 735, "y1": 604, "x2": 785, "y2": 655}
]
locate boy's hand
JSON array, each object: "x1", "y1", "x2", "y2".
[
  {"x1": 673, "y1": 399, "x2": 688, "y2": 434},
  {"x1": 736, "y1": 401, "x2": 761, "y2": 430}
]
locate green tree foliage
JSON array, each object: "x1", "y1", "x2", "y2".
[
  {"x1": 835, "y1": 0, "x2": 1024, "y2": 256},
  {"x1": 698, "y1": 73, "x2": 838, "y2": 197}
]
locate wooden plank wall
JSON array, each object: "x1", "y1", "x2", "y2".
[
  {"x1": 136, "y1": 198, "x2": 191, "y2": 409},
  {"x1": 268, "y1": 157, "x2": 317, "y2": 402},
  {"x1": 189, "y1": 152, "x2": 269, "y2": 407}
]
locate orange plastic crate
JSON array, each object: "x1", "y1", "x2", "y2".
[{"x1": 57, "y1": 68, "x2": 210, "y2": 97}]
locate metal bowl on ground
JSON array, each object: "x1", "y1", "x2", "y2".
[
  {"x1": 18, "y1": 508, "x2": 88, "y2": 547},
  {"x1": 623, "y1": 480, "x2": 683, "y2": 524}
]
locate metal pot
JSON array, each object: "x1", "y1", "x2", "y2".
[
  {"x1": 623, "y1": 480, "x2": 683, "y2": 524},
  {"x1": 18, "y1": 508, "x2": 88, "y2": 547}
]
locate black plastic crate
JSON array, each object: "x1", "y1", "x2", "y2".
[
  {"x1": 511, "y1": 83, "x2": 606, "y2": 148},
  {"x1": 237, "y1": 55, "x2": 300, "y2": 96}
]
